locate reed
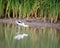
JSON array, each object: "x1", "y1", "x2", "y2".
[
  {"x1": 0, "y1": 0, "x2": 4, "y2": 17},
  {"x1": 0, "y1": 0, "x2": 60, "y2": 23}
]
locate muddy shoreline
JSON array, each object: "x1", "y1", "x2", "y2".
[{"x1": 0, "y1": 18, "x2": 60, "y2": 29}]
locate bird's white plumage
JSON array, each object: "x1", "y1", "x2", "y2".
[
  {"x1": 14, "y1": 20, "x2": 28, "y2": 40},
  {"x1": 15, "y1": 21, "x2": 29, "y2": 27},
  {"x1": 14, "y1": 34, "x2": 28, "y2": 40}
]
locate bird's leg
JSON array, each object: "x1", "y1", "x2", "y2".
[{"x1": 17, "y1": 26, "x2": 21, "y2": 34}]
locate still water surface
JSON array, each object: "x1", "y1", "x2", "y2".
[{"x1": 0, "y1": 23, "x2": 60, "y2": 48}]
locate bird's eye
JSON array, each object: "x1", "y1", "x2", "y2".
[{"x1": 18, "y1": 21, "x2": 22, "y2": 23}]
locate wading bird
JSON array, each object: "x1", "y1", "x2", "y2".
[
  {"x1": 14, "y1": 34, "x2": 28, "y2": 40},
  {"x1": 15, "y1": 20, "x2": 29, "y2": 27},
  {"x1": 14, "y1": 20, "x2": 28, "y2": 40}
]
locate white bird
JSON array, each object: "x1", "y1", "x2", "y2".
[
  {"x1": 14, "y1": 20, "x2": 28, "y2": 40},
  {"x1": 15, "y1": 21, "x2": 29, "y2": 27},
  {"x1": 14, "y1": 34, "x2": 28, "y2": 40}
]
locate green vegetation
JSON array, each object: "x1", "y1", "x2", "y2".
[{"x1": 0, "y1": 0, "x2": 60, "y2": 23}]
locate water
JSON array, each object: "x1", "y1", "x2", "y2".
[{"x1": 0, "y1": 23, "x2": 60, "y2": 48}]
